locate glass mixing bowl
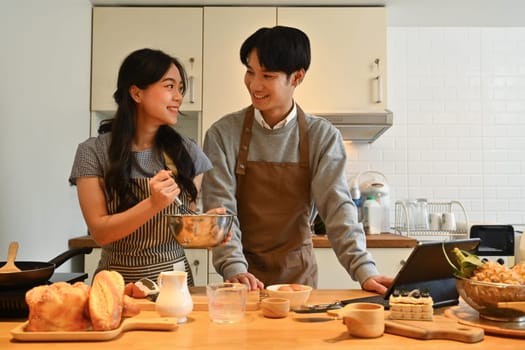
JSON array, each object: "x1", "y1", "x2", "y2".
[{"x1": 455, "y1": 276, "x2": 525, "y2": 322}]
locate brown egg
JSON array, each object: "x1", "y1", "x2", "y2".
[
  {"x1": 277, "y1": 285, "x2": 293, "y2": 291},
  {"x1": 290, "y1": 284, "x2": 305, "y2": 291}
]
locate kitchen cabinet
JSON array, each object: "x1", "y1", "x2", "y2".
[
  {"x1": 85, "y1": 246, "x2": 410, "y2": 288},
  {"x1": 277, "y1": 7, "x2": 387, "y2": 113},
  {"x1": 201, "y1": 6, "x2": 387, "y2": 136},
  {"x1": 91, "y1": 6, "x2": 387, "y2": 141},
  {"x1": 83, "y1": 248, "x2": 211, "y2": 286},
  {"x1": 72, "y1": 234, "x2": 414, "y2": 288},
  {"x1": 184, "y1": 248, "x2": 209, "y2": 286},
  {"x1": 315, "y1": 247, "x2": 412, "y2": 289},
  {"x1": 207, "y1": 251, "x2": 223, "y2": 284},
  {"x1": 91, "y1": 7, "x2": 203, "y2": 112},
  {"x1": 84, "y1": 248, "x2": 100, "y2": 285},
  {"x1": 201, "y1": 7, "x2": 276, "y2": 134}
]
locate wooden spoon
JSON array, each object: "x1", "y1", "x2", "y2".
[{"x1": 0, "y1": 241, "x2": 21, "y2": 273}]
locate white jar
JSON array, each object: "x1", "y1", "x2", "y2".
[
  {"x1": 363, "y1": 196, "x2": 382, "y2": 234},
  {"x1": 376, "y1": 192, "x2": 391, "y2": 232}
]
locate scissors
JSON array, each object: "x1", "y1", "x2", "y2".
[{"x1": 292, "y1": 301, "x2": 344, "y2": 313}]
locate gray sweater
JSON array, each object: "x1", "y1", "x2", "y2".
[{"x1": 202, "y1": 106, "x2": 380, "y2": 286}]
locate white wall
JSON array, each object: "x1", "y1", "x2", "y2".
[
  {"x1": 347, "y1": 26, "x2": 525, "y2": 229},
  {"x1": 0, "y1": 0, "x2": 91, "y2": 267}
]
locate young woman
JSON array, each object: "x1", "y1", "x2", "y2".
[{"x1": 69, "y1": 48, "x2": 222, "y2": 285}]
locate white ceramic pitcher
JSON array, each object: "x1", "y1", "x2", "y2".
[{"x1": 155, "y1": 270, "x2": 193, "y2": 323}]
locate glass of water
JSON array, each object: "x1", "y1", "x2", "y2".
[{"x1": 206, "y1": 282, "x2": 248, "y2": 323}]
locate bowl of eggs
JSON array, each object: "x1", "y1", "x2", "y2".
[{"x1": 265, "y1": 284, "x2": 312, "y2": 309}]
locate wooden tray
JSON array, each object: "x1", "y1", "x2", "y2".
[
  {"x1": 328, "y1": 307, "x2": 484, "y2": 342},
  {"x1": 445, "y1": 303, "x2": 525, "y2": 338},
  {"x1": 10, "y1": 317, "x2": 178, "y2": 342},
  {"x1": 385, "y1": 314, "x2": 484, "y2": 343}
]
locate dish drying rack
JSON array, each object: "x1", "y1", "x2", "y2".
[{"x1": 394, "y1": 200, "x2": 469, "y2": 240}]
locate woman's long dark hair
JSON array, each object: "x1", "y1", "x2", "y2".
[{"x1": 99, "y1": 48, "x2": 197, "y2": 212}]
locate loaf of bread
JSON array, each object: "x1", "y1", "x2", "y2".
[
  {"x1": 122, "y1": 295, "x2": 141, "y2": 317},
  {"x1": 25, "y1": 270, "x2": 139, "y2": 332},
  {"x1": 89, "y1": 270, "x2": 125, "y2": 331},
  {"x1": 26, "y1": 281, "x2": 91, "y2": 331}
]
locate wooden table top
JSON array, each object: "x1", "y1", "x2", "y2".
[{"x1": 1, "y1": 289, "x2": 522, "y2": 349}]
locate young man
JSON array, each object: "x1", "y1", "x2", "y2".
[{"x1": 202, "y1": 26, "x2": 393, "y2": 293}]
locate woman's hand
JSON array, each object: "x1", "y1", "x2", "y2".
[{"x1": 149, "y1": 170, "x2": 180, "y2": 209}]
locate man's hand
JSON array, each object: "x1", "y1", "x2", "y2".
[
  {"x1": 361, "y1": 275, "x2": 394, "y2": 295},
  {"x1": 226, "y1": 272, "x2": 264, "y2": 291}
]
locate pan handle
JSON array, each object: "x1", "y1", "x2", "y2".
[{"x1": 48, "y1": 247, "x2": 93, "y2": 268}]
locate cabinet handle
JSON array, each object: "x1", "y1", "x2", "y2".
[
  {"x1": 193, "y1": 259, "x2": 200, "y2": 274},
  {"x1": 188, "y1": 76, "x2": 195, "y2": 104},
  {"x1": 375, "y1": 75, "x2": 382, "y2": 103},
  {"x1": 188, "y1": 57, "x2": 195, "y2": 104},
  {"x1": 374, "y1": 58, "x2": 382, "y2": 104}
]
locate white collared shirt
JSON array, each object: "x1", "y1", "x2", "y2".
[{"x1": 254, "y1": 104, "x2": 297, "y2": 130}]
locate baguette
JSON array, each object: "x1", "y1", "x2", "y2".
[{"x1": 89, "y1": 270, "x2": 125, "y2": 331}]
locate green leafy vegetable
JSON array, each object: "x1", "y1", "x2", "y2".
[{"x1": 442, "y1": 244, "x2": 484, "y2": 278}]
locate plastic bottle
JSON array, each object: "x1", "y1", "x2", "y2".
[
  {"x1": 376, "y1": 192, "x2": 391, "y2": 232},
  {"x1": 363, "y1": 196, "x2": 382, "y2": 234},
  {"x1": 350, "y1": 182, "x2": 362, "y2": 221}
]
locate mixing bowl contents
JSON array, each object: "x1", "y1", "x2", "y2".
[{"x1": 447, "y1": 246, "x2": 525, "y2": 321}]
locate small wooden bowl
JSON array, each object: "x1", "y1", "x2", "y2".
[{"x1": 260, "y1": 297, "x2": 290, "y2": 318}]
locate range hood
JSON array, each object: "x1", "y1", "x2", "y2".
[{"x1": 317, "y1": 109, "x2": 393, "y2": 143}]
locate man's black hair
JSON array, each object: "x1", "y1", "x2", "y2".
[{"x1": 240, "y1": 25, "x2": 311, "y2": 76}]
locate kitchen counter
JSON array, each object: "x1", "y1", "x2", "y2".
[
  {"x1": 69, "y1": 233, "x2": 418, "y2": 249},
  {"x1": 312, "y1": 233, "x2": 417, "y2": 248},
  {"x1": 1, "y1": 289, "x2": 521, "y2": 349}
]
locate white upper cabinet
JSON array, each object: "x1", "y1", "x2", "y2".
[
  {"x1": 201, "y1": 7, "x2": 387, "y2": 135},
  {"x1": 278, "y1": 7, "x2": 387, "y2": 113},
  {"x1": 91, "y1": 7, "x2": 203, "y2": 112},
  {"x1": 91, "y1": 6, "x2": 387, "y2": 139},
  {"x1": 201, "y1": 7, "x2": 276, "y2": 134}
]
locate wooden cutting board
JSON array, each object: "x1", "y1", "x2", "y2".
[
  {"x1": 445, "y1": 303, "x2": 525, "y2": 338},
  {"x1": 10, "y1": 317, "x2": 178, "y2": 342},
  {"x1": 136, "y1": 286, "x2": 260, "y2": 312},
  {"x1": 385, "y1": 314, "x2": 484, "y2": 343}
]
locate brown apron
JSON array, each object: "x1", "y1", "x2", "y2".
[{"x1": 235, "y1": 106, "x2": 318, "y2": 287}]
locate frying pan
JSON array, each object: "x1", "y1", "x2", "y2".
[{"x1": 0, "y1": 246, "x2": 93, "y2": 289}]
